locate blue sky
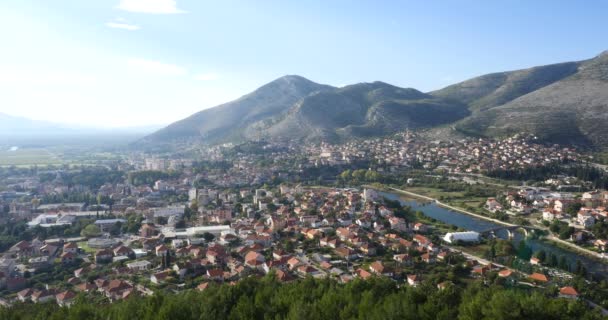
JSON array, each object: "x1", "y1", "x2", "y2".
[{"x1": 0, "y1": 0, "x2": 606, "y2": 128}]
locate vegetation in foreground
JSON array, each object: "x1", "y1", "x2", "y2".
[{"x1": 0, "y1": 275, "x2": 603, "y2": 320}]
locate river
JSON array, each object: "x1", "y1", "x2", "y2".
[{"x1": 379, "y1": 190, "x2": 608, "y2": 278}]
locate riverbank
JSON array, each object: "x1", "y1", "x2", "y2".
[
  {"x1": 374, "y1": 185, "x2": 608, "y2": 265},
  {"x1": 543, "y1": 235, "x2": 606, "y2": 261},
  {"x1": 382, "y1": 186, "x2": 516, "y2": 227}
]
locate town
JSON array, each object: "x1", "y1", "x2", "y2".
[{"x1": 1, "y1": 132, "x2": 608, "y2": 316}]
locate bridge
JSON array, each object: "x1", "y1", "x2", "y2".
[{"x1": 479, "y1": 225, "x2": 538, "y2": 239}]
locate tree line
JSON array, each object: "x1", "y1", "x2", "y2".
[{"x1": 0, "y1": 275, "x2": 602, "y2": 320}]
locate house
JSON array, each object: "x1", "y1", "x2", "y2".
[
  {"x1": 75, "y1": 282, "x2": 96, "y2": 293},
  {"x1": 393, "y1": 254, "x2": 412, "y2": 265},
  {"x1": 31, "y1": 289, "x2": 55, "y2": 304},
  {"x1": 421, "y1": 253, "x2": 435, "y2": 264},
  {"x1": 319, "y1": 237, "x2": 339, "y2": 248},
  {"x1": 140, "y1": 224, "x2": 157, "y2": 238},
  {"x1": 297, "y1": 265, "x2": 319, "y2": 276},
  {"x1": 287, "y1": 257, "x2": 303, "y2": 270},
  {"x1": 63, "y1": 242, "x2": 79, "y2": 254},
  {"x1": 155, "y1": 244, "x2": 169, "y2": 257},
  {"x1": 570, "y1": 231, "x2": 586, "y2": 243},
  {"x1": 542, "y1": 210, "x2": 560, "y2": 221},
  {"x1": 95, "y1": 249, "x2": 113, "y2": 263},
  {"x1": 413, "y1": 223, "x2": 428, "y2": 233},
  {"x1": 101, "y1": 280, "x2": 133, "y2": 300},
  {"x1": 369, "y1": 261, "x2": 393, "y2": 277},
  {"x1": 39, "y1": 244, "x2": 60, "y2": 257},
  {"x1": 245, "y1": 251, "x2": 265, "y2": 270},
  {"x1": 17, "y1": 288, "x2": 33, "y2": 302},
  {"x1": 335, "y1": 247, "x2": 357, "y2": 260},
  {"x1": 472, "y1": 265, "x2": 489, "y2": 276},
  {"x1": 559, "y1": 286, "x2": 579, "y2": 299},
  {"x1": 275, "y1": 269, "x2": 295, "y2": 282},
  {"x1": 126, "y1": 260, "x2": 152, "y2": 272},
  {"x1": 413, "y1": 234, "x2": 431, "y2": 247},
  {"x1": 151, "y1": 270, "x2": 172, "y2": 284},
  {"x1": 530, "y1": 257, "x2": 541, "y2": 265},
  {"x1": 113, "y1": 245, "x2": 134, "y2": 259},
  {"x1": 407, "y1": 274, "x2": 420, "y2": 287},
  {"x1": 60, "y1": 252, "x2": 77, "y2": 264},
  {"x1": 554, "y1": 200, "x2": 575, "y2": 213},
  {"x1": 206, "y1": 245, "x2": 226, "y2": 264},
  {"x1": 74, "y1": 264, "x2": 96, "y2": 278},
  {"x1": 485, "y1": 198, "x2": 503, "y2": 212},
  {"x1": 594, "y1": 239, "x2": 608, "y2": 251},
  {"x1": 174, "y1": 247, "x2": 189, "y2": 258},
  {"x1": 55, "y1": 291, "x2": 76, "y2": 307},
  {"x1": 355, "y1": 268, "x2": 373, "y2": 280},
  {"x1": 206, "y1": 268, "x2": 224, "y2": 281},
  {"x1": 498, "y1": 269, "x2": 514, "y2": 278},
  {"x1": 10, "y1": 241, "x2": 33, "y2": 258},
  {"x1": 437, "y1": 251, "x2": 449, "y2": 261},
  {"x1": 578, "y1": 214, "x2": 595, "y2": 229},
  {"x1": 388, "y1": 217, "x2": 407, "y2": 232},
  {"x1": 437, "y1": 281, "x2": 453, "y2": 290},
  {"x1": 197, "y1": 282, "x2": 210, "y2": 291},
  {"x1": 359, "y1": 243, "x2": 377, "y2": 256},
  {"x1": 529, "y1": 273, "x2": 549, "y2": 283}
]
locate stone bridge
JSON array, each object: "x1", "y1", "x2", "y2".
[{"x1": 479, "y1": 225, "x2": 537, "y2": 239}]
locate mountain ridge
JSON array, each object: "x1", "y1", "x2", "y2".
[{"x1": 142, "y1": 51, "x2": 608, "y2": 149}]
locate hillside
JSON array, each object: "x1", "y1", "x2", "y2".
[
  {"x1": 141, "y1": 75, "x2": 334, "y2": 144},
  {"x1": 452, "y1": 52, "x2": 608, "y2": 147},
  {"x1": 143, "y1": 51, "x2": 608, "y2": 148},
  {"x1": 261, "y1": 82, "x2": 469, "y2": 141},
  {"x1": 143, "y1": 79, "x2": 469, "y2": 145}
]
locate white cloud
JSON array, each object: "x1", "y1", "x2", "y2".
[
  {"x1": 116, "y1": 0, "x2": 186, "y2": 14},
  {"x1": 127, "y1": 58, "x2": 187, "y2": 76},
  {"x1": 106, "y1": 18, "x2": 140, "y2": 30},
  {"x1": 193, "y1": 73, "x2": 219, "y2": 81}
]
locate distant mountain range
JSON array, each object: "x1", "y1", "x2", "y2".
[
  {"x1": 0, "y1": 112, "x2": 163, "y2": 145},
  {"x1": 132, "y1": 50, "x2": 608, "y2": 149}
]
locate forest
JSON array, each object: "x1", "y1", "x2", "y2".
[{"x1": 0, "y1": 275, "x2": 603, "y2": 320}]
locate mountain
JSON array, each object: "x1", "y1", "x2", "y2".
[
  {"x1": 441, "y1": 51, "x2": 608, "y2": 147},
  {"x1": 142, "y1": 77, "x2": 469, "y2": 144},
  {"x1": 259, "y1": 82, "x2": 469, "y2": 141},
  {"x1": 144, "y1": 51, "x2": 608, "y2": 148},
  {"x1": 142, "y1": 75, "x2": 334, "y2": 144},
  {"x1": 0, "y1": 113, "x2": 74, "y2": 137}
]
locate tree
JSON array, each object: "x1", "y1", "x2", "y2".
[
  {"x1": 203, "y1": 232, "x2": 215, "y2": 242},
  {"x1": 517, "y1": 240, "x2": 532, "y2": 260},
  {"x1": 534, "y1": 249, "x2": 546, "y2": 263},
  {"x1": 559, "y1": 256, "x2": 569, "y2": 271},
  {"x1": 80, "y1": 224, "x2": 101, "y2": 238}
]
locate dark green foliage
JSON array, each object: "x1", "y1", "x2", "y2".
[{"x1": 0, "y1": 276, "x2": 602, "y2": 320}]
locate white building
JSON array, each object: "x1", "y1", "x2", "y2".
[
  {"x1": 126, "y1": 260, "x2": 152, "y2": 271},
  {"x1": 443, "y1": 231, "x2": 480, "y2": 244}
]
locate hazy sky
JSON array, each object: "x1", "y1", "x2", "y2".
[{"x1": 0, "y1": 0, "x2": 606, "y2": 128}]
